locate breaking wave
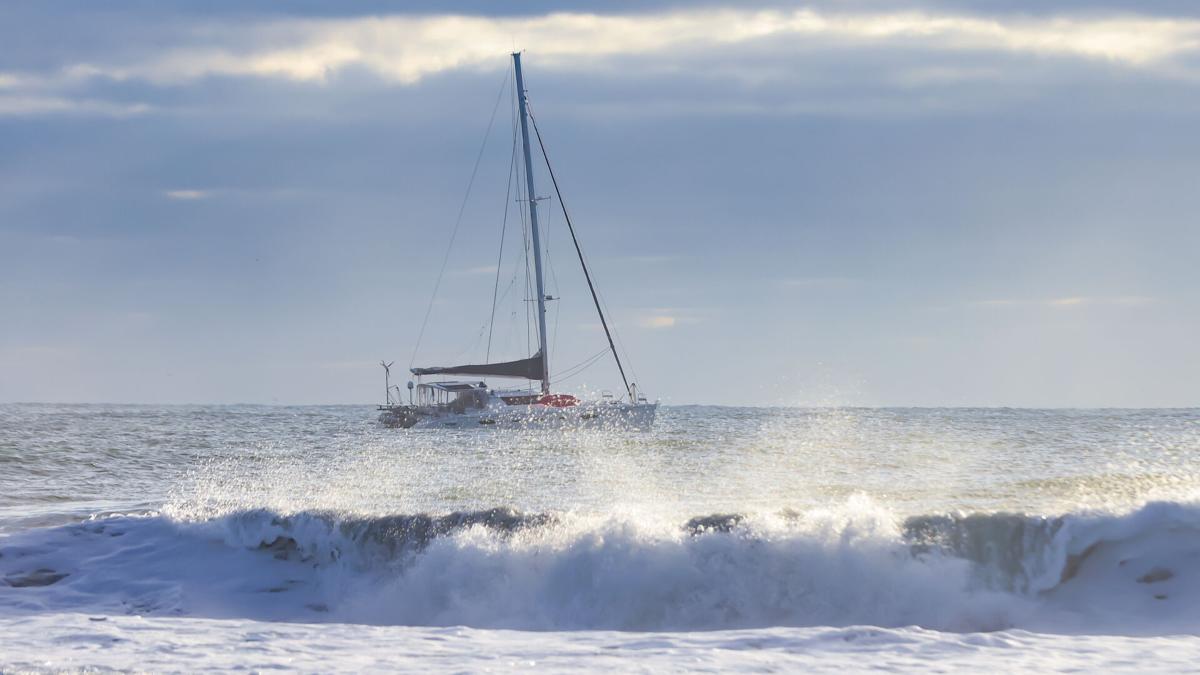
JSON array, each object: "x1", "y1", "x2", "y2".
[{"x1": 2, "y1": 501, "x2": 1199, "y2": 634}]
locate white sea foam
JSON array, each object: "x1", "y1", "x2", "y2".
[
  {"x1": 3, "y1": 500, "x2": 1198, "y2": 637},
  {"x1": 4, "y1": 615, "x2": 1200, "y2": 674}
]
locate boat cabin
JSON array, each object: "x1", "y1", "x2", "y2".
[{"x1": 414, "y1": 380, "x2": 489, "y2": 412}]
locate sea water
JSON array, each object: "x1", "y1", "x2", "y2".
[{"x1": 1, "y1": 404, "x2": 1198, "y2": 671}]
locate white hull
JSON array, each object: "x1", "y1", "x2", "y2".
[{"x1": 380, "y1": 401, "x2": 657, "y2": 431}]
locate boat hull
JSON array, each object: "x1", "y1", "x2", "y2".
[{"x1": 379, "y1": 401, "x2": 657, "y2": 431}]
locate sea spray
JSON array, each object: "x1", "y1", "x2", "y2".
[{"x1": 9, "y1": 500, "x2": 1200, "y2": 633}]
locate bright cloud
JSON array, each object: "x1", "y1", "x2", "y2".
[
  {"x1": 639, "y1": 315, "x2": 678, "y2": 329},
  {"x1": 45, "y1": 9, "x2": 1200, "y2": 87},
  {"x1": 164, "y1": 190, "x2": 210, "y2": 200}
]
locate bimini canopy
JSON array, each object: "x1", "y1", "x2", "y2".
[
  {"x1": 410, "y1": 351, "x2": 543, "y2": 380},
  {"x1": 417, "y1": 381, "x2": 486, "y2": 392}
]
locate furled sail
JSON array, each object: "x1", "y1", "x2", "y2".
[{"x1": 410, "y1": 351, "x2": 544, "y2": 380}]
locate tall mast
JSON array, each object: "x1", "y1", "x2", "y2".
[{"x1": 513, "y1": 52, "x2": 551, "y2": 394}]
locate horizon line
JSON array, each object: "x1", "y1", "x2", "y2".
[{"x1": 2, "y1": 401, "x2": 1196, "y2": 411}]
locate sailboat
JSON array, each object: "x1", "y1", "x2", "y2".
[{"x1": 377, "y1": 53, "x2": 657, "y2": 430}]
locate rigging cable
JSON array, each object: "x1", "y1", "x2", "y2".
[
  {"x1": 544, "y1": 195, "x2": 562, "y2": 365},
  {"x1": 409, "y1": 66, "x2": 510, "y2": 370},
  {"x1": 527, "y1": 106, "x2": 634, "y2": 402},
  {"x1": 597, "y1": 288, "x2": 641, "y2": 393},
  {"x1": 554, "y1": 347, "x2": 611, "y2": 384},
  {"x1": 485, "y1": 95, "x2": 520, "y2": 362}
]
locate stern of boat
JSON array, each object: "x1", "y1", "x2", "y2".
[{"x1": 377, "y1": 405, "x2": 419, "y2": 429}]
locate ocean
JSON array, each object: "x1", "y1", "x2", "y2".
[{"x1": 1, "y1": 404, "x2": 1198, "y2": 671}]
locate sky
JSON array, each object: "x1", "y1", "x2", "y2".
[{"x1": 1, "y1": 0, "x2": 1198, "y2": 407}]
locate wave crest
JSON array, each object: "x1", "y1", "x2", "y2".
[{"x1": 3, "y1": 501, "x2": 1199, "y2": 634}]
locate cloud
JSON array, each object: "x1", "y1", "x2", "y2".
[
  {"x1": 639, "y1": 315, "x2": 678, "y2": 329},
  {"x1": 970, "y1": 295, "x2": 1162, "y2": 308},
  {"x1": 634, "y1": 306, "x2": 709, "y2": 329},
  {"x1": 3, "y1": 6, "x2": 1199, "y2": 121},
  {"x1": 1047, "y1": 296, "x2": 1087, "y2": 306},
  {"x1": 36, "y1": 8, "x2": 1200, "y2": 88},
  {"x1": 164, "y1": 189, "x2": 210, "y2": 200},
  {"x1": 0, "y1": 94, "x2": 150, "y2": 117},
  {"x1": 1060, "y1": 295, "x2": 1163, "y2": 307}
]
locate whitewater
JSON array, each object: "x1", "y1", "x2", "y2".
[{"x1": 1, "y1": 405, "x2": 1198, "y2": 671}]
